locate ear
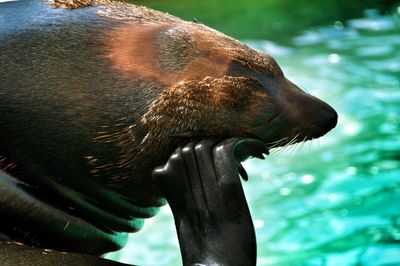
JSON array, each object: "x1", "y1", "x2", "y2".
[{"x1": 140, "y1": 76, "x2": 269, "y2": 140}]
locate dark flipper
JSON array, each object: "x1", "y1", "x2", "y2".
[
  {"x1": 0, "y1": 171, "x2": 128, "y2": 255},
  {"x1": 152, "y1": 138, "x2": 257, "y2": 266},
  {"x1": 0, "y1": 171, "x2": 132, "y2": 265}
]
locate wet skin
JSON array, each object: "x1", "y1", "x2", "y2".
[
  {"x1": 153, "y1": 138, "x2": 267, "y2": 266},
  {"x1": 0, "y1": 0, "x2": 337, "y2": 265}
]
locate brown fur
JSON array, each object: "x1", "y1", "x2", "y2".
[
  {"x1": 12, "y1": 0, "x2": 335, "y2": 198},
  {"x1": 42, "y1": 0, "x2": 318, "y2": 189},
  {"x1": 49, "y1": 0, "x2": 111, "y2": 9}
]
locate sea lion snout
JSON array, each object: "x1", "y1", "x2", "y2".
[
  {"x1": 251, "y1": 76, "x2": 338, "y2": 145},
  {"x1": 282, "y1": 78, "x2": 338, "y2": 139},
  {"x1": 311, "y1": 98, "x2": 338, "y2": 134}
]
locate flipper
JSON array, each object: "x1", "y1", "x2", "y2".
[
  {"x1": 0, "y1": 170, "x2": 128, "y2": 255},
  {"x1": 152, "y1": 138, "x2": 259, "y2": 266},
  {"x1": 0, "y1": 170, "x2": 132, "y2": 265}
]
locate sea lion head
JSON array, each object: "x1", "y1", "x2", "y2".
[
  {"x1": 99, "y1": 3, "x2": 338, "y2": 191},
  {"x1": 105, "y1": 21, "x2": 337, "y2": 148}
]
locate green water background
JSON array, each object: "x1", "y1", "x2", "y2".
[{"x1": 106, "y1": 2, "x2": 400, "y2": 265}]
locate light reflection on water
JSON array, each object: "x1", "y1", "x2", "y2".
[{"x1": 106, "y1": 9, "x2": 400, "y2": 266}]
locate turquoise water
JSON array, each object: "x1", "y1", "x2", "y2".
[{"x1": 107, "y1": 8, "x2": 400, "y2": 266}]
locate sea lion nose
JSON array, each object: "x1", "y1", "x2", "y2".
[
  {"x1": 322, "y1": 104, "x2": 338, "y2": 131},
  {"x1": 299, "y1": 92, "x2": 338, "y2": 136},
  {"x1": 310, "y1": 102, "x2": 338, "y2": 138}
]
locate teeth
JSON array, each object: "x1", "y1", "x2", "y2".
[{"x1": 236, "y1": 162, "x2": 248, "y2": 181}]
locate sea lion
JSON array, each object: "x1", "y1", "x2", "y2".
[{"x1": 0, "y1": 0, "x2": 337, "y2": 264}]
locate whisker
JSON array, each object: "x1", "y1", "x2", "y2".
[
  {"x1": 270, "y1": 142, "x2": 284, "y2": 149},
  {"x1": 267, "y1": 137, "x2": 287, "y2": 145},
  {"x1": 268, "y1": 138, "x2": 288, "y2": 155},
  {"x1": 298, "y1": 136, "x2": 308, "y2": 153},
  {"x1": 267, "y1": 137, "x2": 288, "y2": 150},
  {"x1": 295, "y1": 141, "x2": 303, "y2": 154},
  {"x1": 289, "y1": 142, "x2": 298, "y2": 156},
  {"x1": 273, "y1": 146, "x2": 285, "y2": 156},
  {"x1": 289, "y1": 133, "x2": 299, "y2": 145},
  {"x1": 287, "y1": 137, "x2": 298, "y2": 155},
  {"x1": 274, "y1": 137, "x2": 293, "y2": 156},
  {"x1": 270, "y1": 132, "x2": 304, "y2": 156},
  {"x1": 289, "y1": 133, "x2": 301, "y2": 155},
  {"x1": 279, "y1": 133, "x2": 298, "y2": 155}
]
